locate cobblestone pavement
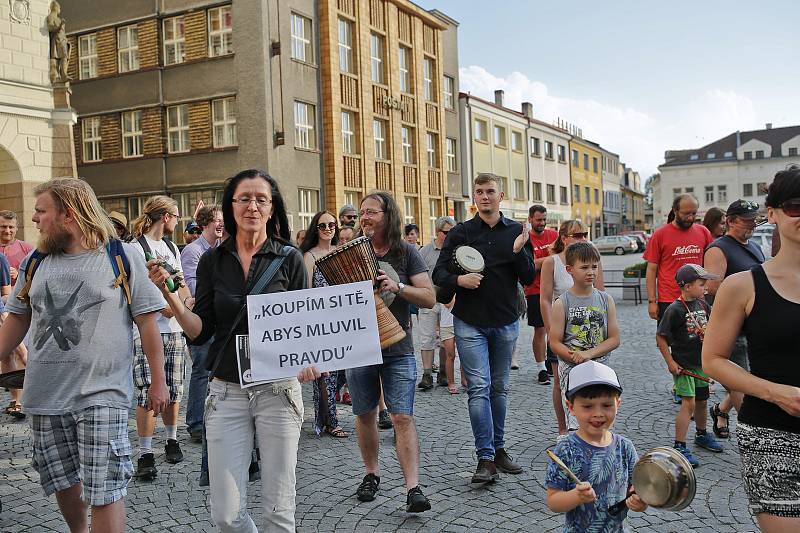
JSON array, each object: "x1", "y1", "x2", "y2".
[{"x1": 0, "y1": 294, "x2": 758, "y2": 532}]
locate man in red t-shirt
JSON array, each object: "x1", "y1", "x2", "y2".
[
  {"x1": 522, "y1": 205, "x2": 559, "y2": 385},
  {"x1": 644, "y1": 194, "x2": 712, "y2": 321}
]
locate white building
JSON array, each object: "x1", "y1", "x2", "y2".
[
  {"x1": 525, "y1": 106, "x2": 572, "y2": 226},
  {"x1": 655, "y1": 124, "x2": 800, "y2": 225},
  {"x1": 1, "y1": 0, "x2": 77, "y2": 239}
]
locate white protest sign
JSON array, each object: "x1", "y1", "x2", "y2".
[{"x1": 247, "y1": 280, "x2": 383, "y2": 382}]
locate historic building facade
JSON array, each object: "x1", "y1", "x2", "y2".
[{"x1": 569, "y1": 136, "x2": 603, "y2": 238}]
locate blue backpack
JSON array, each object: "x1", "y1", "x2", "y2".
[{"x1": 16, "y1": 238, "x2": 132, "y2": 305}]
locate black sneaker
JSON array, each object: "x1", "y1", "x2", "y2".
[
  {"x1": 494, "y1": 448, "x2": 523, "y2": 474},
  {"x1": 135, "y1": 453, "x2": 157, "y2": 480},
  {"x1": 188, "y1": 428, "x2": 203, "y2": 444},
  {"x1": 537, "y1": 370, "x2": 551, "y2": 385},
  {"x1": 165, "y1": 439, "x2": 184, "y2": 464},
  {"x1": 471, "y1": 459, "x2": 499, "y2": 484},
  {"x1": 418, "y1": 373, "x2": 433, "y2": 390},
  {"x1": 356, "y1": 473, "x2": 380, "y2": 502},
  {"x1": 378, "y1": 409, "x2": 393, "y2": 430},
  {"x1": 406, "y1": 486, "x2": 431, "y2": 512}
]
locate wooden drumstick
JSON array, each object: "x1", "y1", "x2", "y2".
[
  {"x1": 679, "y1": 369, "x2": 713, "y2": 384},
  {"x1": 546, "y1": 450, "x2": 582, "y2": 485}
]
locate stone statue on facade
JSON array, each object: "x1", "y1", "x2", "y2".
[{"x1": 47, "y1": 1, "x2": 71, "y2": 83}]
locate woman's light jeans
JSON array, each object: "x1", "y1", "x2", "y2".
[{"x1": 205, "y1": 378, "x2": 303, "y2": 533}]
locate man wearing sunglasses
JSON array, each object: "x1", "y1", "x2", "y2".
[
  {"x1": 644, "y1": 193, "x2": 714, "y2": 322},
  {"x1": 338, "y1": 204, "x2": 358, "y2": 228},
  {"x1": 702, "y1": 199, "x2": 765, "y2": 439}
]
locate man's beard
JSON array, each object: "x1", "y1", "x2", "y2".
[
  {"x1": 675, "y1": 217, "x2": 693, "y2": 229},
  {"x1": 37, "y1": 221, "x2": 72, "y2": 253}
]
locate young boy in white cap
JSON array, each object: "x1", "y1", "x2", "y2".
[
  {"x1": 546, "y1": 360, "x2": 647, "y2": 530},
  {"x1": 656, "y1": 263, "x2": 724, "y2": 468}
]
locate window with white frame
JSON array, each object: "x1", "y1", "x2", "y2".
[
  {"x1": 344, "y1": 191, "x2": 359, "y2": 207},
  {"x1": 117, "y1": 25, "x2": 139, "y2": 73},
  {"x1": 423, "y1": 57, "x2": 435, "y2": 102},
  {"x1": 717, "y1": 184, "x2": 727, "y2": 203},
  {"x1": 426, "y1": 132, "x2": 438, "y2": 168},
  {"x1": 341, "y1": 111, "x2": 357, "y2": 155},
  {"x1": 705, "y1": 185, "x2": 714, "y2": 203},
  {"x1": 532, "y1": 182, "x2": 542, "y2": 201},
  {"x1": 291, "y1": 13, "x2": 313, "y2": 63},
  {"x1": 494, "y1": 125, "x2": 506, "y2": 148},
  {"x1": 78, "y1": 33, "x2": 97, "y2": 79},
  {"x1": 547, "y1": 184, "x2": 556, "y2": 204},
  {"x1": 443, "y1": 75, "x2": 454, "y2": 109},
  {"x1": 167, "y1": 105, "x2": 190, "y2": 153},
  {"x1": 398, "y1": 46, "x2": 411, "y2": 93},
  {"x1": 530, "y1": 137, "x2": 540, "y2": 156},
  {"x1": 511, "y1": 131, "x2": 523, "y2": 152},
  {"x1": 401, "y1": 126, "x2": 414, "y2": 164},
  {"x1": 560, "y1": 186, "x2": 568, "y2": 204},
  {"x1": 557, "y1": 144, "x2": 566, "y2": 162},
  {"x1": 445, "y1": 137, "x2": 456, "y2": 172},
  {"x1": 514, "y1": 179, "x2": 526, "y2": 200},
  {"x1": 121, "y1": 111, "x2": 142, "y2": 158},
  {"x1": 208, "y1": 6, "x2": 233, "y2": 57},
  {"x1": 294, "y1": 101, "x2": 316, "y2": 150},
  {"x1": 82, "y1": 117, "x2": 101, "y2": 162},
  {"x1": 212, "y1": 97, "x2": 237, "y2": 148},
  {"x1": 373, "y1": 119, "x2": 387, "y2": 160},
  {"x1": 298, "y1": 188, "x2": 319, "y2": 230},
  {"x1": 429, "y1": 199, "x2": 440, "y2": 238},
  {"x1": 474, "y1": 119, "x2": 487, "y2": 142},
  {"x1": 404, "y1": 196, "x2": 417, "y2": 224},
  {"x1": 743, "y1": 183, "x2": 753, "y2": 197},
  {"x1": 370, "y1": 33, "x2": 385, "y2": 83},
  {"x1": 163, "y1": 16, "x2": 185, "y2": 65},
  {"x1": 544, "y1": 140, "x2": 553, "y2": 159},
  {"x1": 338, "y1": 18, "x2": 354, "y2": 74}
]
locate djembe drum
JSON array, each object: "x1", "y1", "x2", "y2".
[{"x1": 315, "y1": 236, "x2": 406, "y2": 349}]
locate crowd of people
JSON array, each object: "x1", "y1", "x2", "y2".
[{"x1": 0, "y1": 164, "x2": 798, "y2": 532}]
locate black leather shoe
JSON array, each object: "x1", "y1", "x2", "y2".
[
  {"x1": 356, "y1": 473, "x2": 380, "y2": 502},
  {"x1": 165, "y1": 439, "x2": 184, "y2": 464},
  {"x1": 406, "y1": 486, "x2": 431, "y2": 512},
  {"x1": 418, "y1": 373, "x2": 433, "y2": 390},
  {"x1": 135, "y1": 453, "x2": 157, "y2": 480},
  {"x1": 471, "y1": 459, "x2": 499, "y2": 484},
  {"x1": 494, "y1": 448, "x2": 523, "y2": 474}
]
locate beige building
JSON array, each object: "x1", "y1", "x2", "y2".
[
  {"x1": 61, "y1": 0, "x2": 322, "y2": 242},
  {"x1": 1, "y1": 0, "x2": 77, "y2": 239},
  {"x1": 319, "y1": 0, "x2": 453, "y2": 241}
]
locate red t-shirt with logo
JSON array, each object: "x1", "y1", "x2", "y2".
[
  {"x1": 643, "y1": 223, "x2": 712, "y2": 302},
  {"x1": 523, "y1": 228, "x2": 559, "y2": 296}
]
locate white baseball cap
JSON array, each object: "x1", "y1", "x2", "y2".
[{"x1": 566, "y1": 361, "x2": 622, "y2": 400}]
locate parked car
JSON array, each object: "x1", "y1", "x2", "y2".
[
  {"x1": 623, "y1": 233, "x2": 646, "y2": 252},
  {"x1": 623, "y1": 230, "x2": 650, "y2": 245},
  {"x1": 749, "y1": 233, "x2": 773, "y2": 260},
  {"x1": 593, "y1": 235, "x2": 638, "y2": 255},
  {"x1": 752, "y1": 223, "x2": 774, "y2": 237}
]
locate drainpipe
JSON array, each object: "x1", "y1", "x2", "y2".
[{"x1": 156, "y1": 0, "x2": 167, "y2": 194}]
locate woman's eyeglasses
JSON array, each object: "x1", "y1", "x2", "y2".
[
  {"x1": 778, "y1": 198, "x2": 800, "y2": 217},
  {"x1": 568, "y1": 232, "x2": 589, "y2": 239},
  {"x1": 233, "y1": 197, "x2": 272, "y2": 208},
  {"x1": 317, "y1": 222, "x2": 337, "y2": 231}
]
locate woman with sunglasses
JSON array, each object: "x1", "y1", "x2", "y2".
[
  {"x1": 539, "y1": 220, "x2": 605, "y2": 441},
  {"x1": 703, "y1": 166, "x2": 800, "y2": 532},
  {"x1": 300, "y1": 211, "x2": 349, "y2": 439}
]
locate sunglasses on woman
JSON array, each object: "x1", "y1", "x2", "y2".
[
  {"x1": 317, "y1": 222, "x2": 337, "y2": 231},
  {"x1": 568, "y1": 232, "x2": 589, "y2": 238},
  {"x1": 778, "y1": 198, "x2": 800, "y2": 217}
]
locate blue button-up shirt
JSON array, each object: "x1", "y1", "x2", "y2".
[{"x1": 180, "y1": 235, "x2": 217, "y2": 296}]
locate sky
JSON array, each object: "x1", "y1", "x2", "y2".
[{"x1": 416, "y1": 0, "x2": 800, "y2": 177}]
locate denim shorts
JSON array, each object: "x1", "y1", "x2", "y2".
[{"x1": 346, "y1": 355, "x2": 417, "y2": 416}]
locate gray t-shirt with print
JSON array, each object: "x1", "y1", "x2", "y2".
[{"x1": 6, "y1": 244, "x2": 165, "y2": 415}]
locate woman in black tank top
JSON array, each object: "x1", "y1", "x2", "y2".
[{"x1": 702, "y1": 165, "x2": 800, "y2": 531}]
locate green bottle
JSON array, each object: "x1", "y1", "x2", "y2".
[{"x1": 145, "y1": 252, "x2": 177, "y2": 292}]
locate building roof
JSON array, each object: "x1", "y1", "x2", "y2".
[{"x1": 660, "y1": 124, "x2": 800, "y2": 167}]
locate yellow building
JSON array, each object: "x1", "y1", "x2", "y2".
[
  {"x1": 569, "y1": 137, "x2": 603, "y2": 238},
  {"x1": 319, "y1": 0, "x2": 451, "y2": 240}
]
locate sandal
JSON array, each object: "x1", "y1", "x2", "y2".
[
  {"x1": 326, "y1": 426, "x2": 349, "y2": 438},
  {"x1": 4, "y1": 401, "x2": 14, "y2": 415},
  {"x1": 447, "y1": 385, "x2": 459, "y2": 395},
  {"x1": 709, "y1": 403, "x2": 730, "y2": 439},
  {"x1": 7, "y1": 402, "x2": 24, "y2": 419}
]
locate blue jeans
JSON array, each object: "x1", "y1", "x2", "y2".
[
  {"x1": 346, "y1": 355, "x2": 417, "y2": 416},
  {"x1": 186, "y1": 339, "x2": 212, "y2": 433},
  {"x1": 454, "y1": 317, "x2": 519, "y2": 460}
]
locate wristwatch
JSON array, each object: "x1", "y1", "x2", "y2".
[{"x1": 397, "y1": 282, "x2": 406, "y2": 295}]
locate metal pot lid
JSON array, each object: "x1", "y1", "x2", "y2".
[{"x1": 632, "y1": 446, "x2": 696, "y2": 511}]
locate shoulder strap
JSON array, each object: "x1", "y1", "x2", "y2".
[
  {"x1": 136, "y1": 235, "x2": 152, "y2": 257},
  {"x1": 163, "y1": 237, "x2": 179, "y2": 260},
  {"x1": 16, "y1": 250, "x2": 48, "y2": 303},
  {"x1": 107, "y1": 239, "x2": 132, "y2": 305},
  {"x1": 208, "y1": 245, "x2": 292, "y2": 382}
]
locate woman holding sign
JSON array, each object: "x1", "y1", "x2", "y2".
[
  {"x1": 147, "y1": 169, "x2": 318, "y2": 533},
  {"x1": 301, "y1": 211, "x2": 349, "y2": 439}
]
